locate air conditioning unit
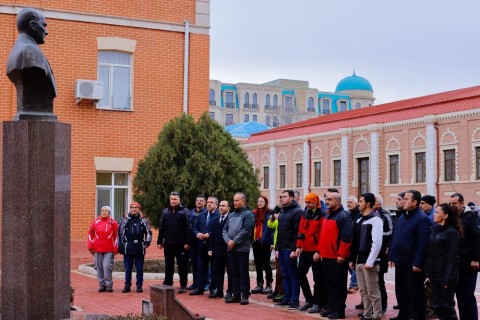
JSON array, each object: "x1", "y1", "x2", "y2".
[{"x1": 75, "y1": 80, "x2": 103, "y2": 104}]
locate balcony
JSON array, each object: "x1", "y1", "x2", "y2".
[
  {"x1": 225, "y1": 103, "x2": 235, "y2": 108},
  {"x1": 264, "y1": 105, "x2": 279, "y2": 111},
  {"x1": 307, "y1": 107, "x2": 315, "y2": 113},
  {"x1": 243, "y1": 103, "x2": 251, "y2": 109},
  {"x1": 209, "y1": 100, "x2": 216, "y2": 106},
  {"x1": 284, "y1": 106, "x2": 295, "y2": 113},
  {"x1": 251, "y1": 104, "x2": 259, "y2": 110}
]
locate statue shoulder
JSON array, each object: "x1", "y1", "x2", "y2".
[{"x1": 7, "y1": 41, "x2": 46, "y2": 73}]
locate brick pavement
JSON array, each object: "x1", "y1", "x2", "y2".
[{"x1": 70, "y1": 244, "x2": 480, "y2": 319}]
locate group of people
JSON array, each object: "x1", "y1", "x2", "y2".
[{"x1": 87, "y1": 189, "x2": 480, "y2": 320}]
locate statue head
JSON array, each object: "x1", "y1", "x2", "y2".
[{"x1": 17, "y1": 8, "x2": 48, "y2": 45}]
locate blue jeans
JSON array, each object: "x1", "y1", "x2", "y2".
[
  {"x1": 349, "y1": 266, "x2": 357, "y2": 288},
  {"x1": 278, "y1": 250, "x2": 300, "y2": 304},
  {"x1": 123, "y1": 255, "x2": 144, "y2": 287}
]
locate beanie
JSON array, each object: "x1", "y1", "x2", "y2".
[
  {"x1": 304, "y1": 193, "x2": 320, "y2": 206},
  {"x1": 421, "y1": 195, "x2": 436, "y2": 206},
  {"x1": 130, "y1": 201, "x2": 141, "y2": 209}
]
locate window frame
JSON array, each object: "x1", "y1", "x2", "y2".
[
  {"x1": 333, "y1": 159, "x2": 341, "y2": 186},
  {"x1": 279, "y1": 165, "x2": 286, "y2": 189},
  {"x1": 444, "y1": 149, "x2": 456, "y2": 182},
  {"x1": 415, "y1": 152, "x2": 426, "y2": 183},
  {"x1": 295, "y1": 163, "x2": 303, "y2": 188},
  {"x1": 263, "y1": 166, "x2": 269, "y2": 189},
  {"x1": 389, "y1": 154, "x2": 399, "y2": 184},
  {"x1": 96, "y1": 172, "x2": 130, "y2": 222},
  {"x1": 314, "y1": 161, "x2": 321, "y2": 187}
]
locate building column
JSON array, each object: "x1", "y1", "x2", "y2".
[
  {"x1": 425, "y1": 116, "x2": 438, "y2": 197},
  {"x1": 370, "y1": 129, "x2": 380, "y2": 195},
  {"x1": 341, "y1": 129, "x2": 349, "y2": 205},
  {"x1": 303, "y1": 140, "x2": 310, "y2": 196},
  {"x1": 269, "y1": 144, "x2": 276, "y2": 204}
]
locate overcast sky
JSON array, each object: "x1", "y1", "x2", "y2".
[{"x1": 209, "y1": 0, "x2": 480, "y2": 104}]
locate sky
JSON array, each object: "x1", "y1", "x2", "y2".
[{"x1": 209, "y1": 0, "x2": 480, "y2": 104}]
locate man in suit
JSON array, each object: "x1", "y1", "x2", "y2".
[
  {"x1": 208, "y1": 200, "x2": 232, "y2": 299},
  {"x1": 6, "y1": 8, "x2": 57, "y2": 120},
  {"x1": 190, "y1": 196, "x2": 219, "y2": 295}
]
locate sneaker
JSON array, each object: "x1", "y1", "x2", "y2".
[
  {"x1": 98, "y1": 285, "x2": 106, "y2": 292},
  {"x1": 328, "y1": 312, "x2": 345, "y2": 319},
  {"x1": 320, "y1": 309, "x2": 332, "y2": 317},
  {"x1": 121, "y1": 285, "x2": 131, "y2": 293},
  {"x1": 240, "y1": 293, "x2": 249, "y2": 305},
  {"x1": 136, "y1": 287, "x2": 143, "y2": 293},
  {"x1": 298, "y1": 302, "x2": 312, "y2": 311},
  {"x1": 106, "y1": 286, "x2": 113, "y2": 292},
  {"x1": 267, "y1": 290, "x2": 277, "y2": 299},
  {"x1": 274, "y1": 301, "x2": 289, "y2": 307},
  {"x1": 186, "y1": 284, "x2": 196, "y2": 290},
  {"x1": 272, "y1": 294, "x2": 284, "y2": 302},
  {"x1": 178, "y1": 287, "x2": 186, "y2": 294},
  {"x1": 307, "y1": 304, "x2": 321, "y2": 313},
  {"x1": 288, "y1": 302, "x2": 300, "y2": 310}
]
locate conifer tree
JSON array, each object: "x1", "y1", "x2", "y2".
[{"x1": 133, "y1": 113, "x2": 260, "y2": 228}]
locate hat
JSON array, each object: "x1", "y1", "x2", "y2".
[
  {"x1": 304, "y1": 193, "x2": 320, "y2": 206},
  {"x1": 130, "y1": 201, "x2": 141, "y2": 209},
  {"x1": 421, "y1": 195, "x2": 436, "y2": 206}
]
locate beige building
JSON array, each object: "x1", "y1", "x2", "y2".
[
  {"x1": 242, "y1": 86, "x2": 480, "y2": 210},
  {"x1": 209, "y1": 73, "x2": 375, "y2": 127}
]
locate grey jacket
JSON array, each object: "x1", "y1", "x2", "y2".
[{"x1": 223, "y1": 207, "x2": 254, "y2": 252}]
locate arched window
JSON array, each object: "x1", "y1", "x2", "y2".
[
  {"x1": 355, "y1": 102, "x2": 361, "y2": 109},
  {"x1": 245, "y1": 92, "x2": 249, "y2": 105},
  {"x1": 252, "y1": 93, "x2": 257, "y2": 106},
  {"x1": 273, "y1": 95, "x2": 278, "y2": 108},
  {"x1": 266, "y1": 94, "x2": 270, "y2": 107},
  {"x1": 209, "y1": 89, "x2": 215, "y2": 106},
  {"x1": 307, "y1": 97, "x2": 314, "y2": 112}
]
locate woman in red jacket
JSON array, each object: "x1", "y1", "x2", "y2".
[{"x1": 88, "y1": 206, "x2": 119, "y2": 292}]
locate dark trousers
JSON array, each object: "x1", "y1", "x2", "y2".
[
  {"x1": 456, "y1": 270, "x2": 478, "y2": 320},
  {"x1": 252, "y1": 240, "x2": 273, "y2": 284},
  {"x1": 379, "y1": 270, "x2": 387, "y2": 310},
  {"x1": 124, "y1": 254, "x2": 144, "y2": 287},
  {"x1": 229, "y1": 251, "x2": 250, "y2": 296},
  {"x1": 279, "y1": 249, "x2": 300, "y2": 304},
  {"x1": 297, "y1": 251, "x2": 324, "y2": 305},
  {"x1": 323, "y1": 258, "x2": 348, "y2": 314},
  {"x1": 196, "y1": 242, "x2": 213, "y2": 292},
  {"x1": 188, "y1": 243, "x2": 198, "y2": 287},
  {"x1": 163, "y1": 242, "x2": 188, "y2": 287},
  {"x1": 394, "y1": 265, "x2": 426, "y2": 320},
  {"x1": 274, "y1": 256, "x2": 284, "y2": 294},
  {"x1": 212, "y1": 255, "x2": 232, "y2": 295},
  {"x1": 431, "y1": 280, "x2": 458, "y2": 320}
]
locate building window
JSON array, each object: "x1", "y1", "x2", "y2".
[
  {"x1": 273, "y1": 95, "x2": 278, "y2": 108},
  {"x1": 252, "y1": 93, "x2": 258, "y2": 109},
  {"x1": 296, "y1": 163, "x2": 303, "y2": 188},
  {"x1": 96, "y1": 172, "x2": 129, "y2": 222},
  {"x1": 209, "y1": 89, "x2": 215, "y2": 106},
  {"x1": 444, "y1": 149, "x2": 456, "y2": 181},
  {"x1": 285, "y1": 96, "x2": 294, "y2": 112},
  {"x1": 225, "y1": 113, "x2": 233, "y2": 126},
  {"x1": 272, "y1": 115, "x2": 279, "y2": 127},
  {"x1": 477, "y1": 147, "x2": 480, "y2": 180},
  {"x1": 355, "y1": 102, "x2": 361, "y2": 109},
  {"x1": 244, "y1": 92, "x2": 250, "y2": 109},
  {"x1": 333, "y1": 160, "x2": 341, "y2": 186},
  {"x1": 314, "y1": 161, "x2": 321, "y2": 187},
  {"x1": 225, "y1": 92, "x2": 234, "y2": 108},
  {"x1": 415, "y1": 152, "x2": 426, "y2": 183},
  {"x1": 209, "y1": 112, "x2": 215, "y2": 120},
  {"x1": 322, "y1": 99, "x2": 330, "y2": 114},
  {"x1": 339, "y1": 101, "x2": 347, "y2": 112},
  {"x1": 279, "y1": 165, "x2": 286, "y2": 188},
  {"x1": 252, "y1": 115, "x2": 257, "y2": 122},
  {"x1": 263, "y1": 166, "x2": 269, "y2": 189},
  {"x1": 244, "y1": 114, "x2": 249, "y2": 122},
  {"x1": 265, "y1": 115, "x2": 271, "y2": 126},
  {"x1": 265, "y1": 94, "x2": 270, "y2": 108},
  {"x1": 98, "y1": 51, "x2": 132, "y2": 110},
  {"x1": 307, "y1": 97, "x2": 315, "y2": 112},
  {"x1": 389, "y1": 155, "x2": 399, "y2": 184}
]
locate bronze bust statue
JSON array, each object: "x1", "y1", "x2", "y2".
[{"x1": 6, "y1": 8, "x2": 57, "y2": 121}]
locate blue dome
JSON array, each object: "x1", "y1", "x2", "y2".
[{"x1": 335, "y1": 72, "x2": 373, "y2": 92}]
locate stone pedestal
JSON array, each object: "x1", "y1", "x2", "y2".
[
  {"x1": 1, "y1": 121, "x2": 71, "y2": 319},
  {"x1": 150, "y1": 285, "x2": 205, "y2": 320}
]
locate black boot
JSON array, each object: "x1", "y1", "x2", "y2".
[
  {"x1": 267, "y1": 289, "x2": 277, "y2": 299},
  {"x1": 98, "y1": 285, "x2": 106, "y2": 292},
  {"x1": 262, "y1": 281, "x2": 273, "y2": 294},
  {"x1": 250, "y1": 281, "x2": 264, "y2": 294},
  {"x1": 240, "y1": 293, "x2": 249, "y2": 305},
  {"x1": 122, "y1": 285, "x2": 131, "y2": 293}
]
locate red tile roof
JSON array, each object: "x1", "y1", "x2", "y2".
[{"x1": 247, "y1": 86, "x2": 480, "y2": 143}]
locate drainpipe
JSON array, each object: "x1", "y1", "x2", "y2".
[
  {"x1": 435, "y1": 122, "x2": 440, "y2": 199},
  {"x1": 183, "y1": 20, "x2": 190, "y2": 114}
]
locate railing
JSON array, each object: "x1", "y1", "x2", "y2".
[
  {"x1": 322, "y1": 109, "x2": 330, "y2": 114},
  {"x1": 209, "y1": 100, "x2": 216, "y2": 106},
  {"x1": 307, "y1": 107, "x2": 315, "y2": 112},
  {"x1": 251, "y1": 104, "x2": 259, "y2": 110},
  {"x1": 265, "y1": 105, "x2": 279, "y2": 111},
  {"x1": 225, "y1": 103, "x2": 235, "y2": 108},
  {"x1": 244, "y1": 103, "x2": 250, "y2": 109}
]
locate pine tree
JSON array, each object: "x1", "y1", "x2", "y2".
[{"x1": 133, "y1": 113, "x2": 260, "y2": 228}]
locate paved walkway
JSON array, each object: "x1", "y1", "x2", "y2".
[{"x1": 70, "y1": 243, "x2": 480, "y2": 319}]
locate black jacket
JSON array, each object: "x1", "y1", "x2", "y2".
[
  {"x1": 458, "y1": 207, "x2": 480, "y2": 271},
  {"x1": 118, "y1": 213, "x2": 152, "y2": 256},
  {"x1": 157, "y1": 204, "x2": 192, "y2": 246},
  {"x1": 208, "y1": 213, "x2": 229, "y2": 257},
  {"x1": 275, "y1": 200, "x2": 302, "y2": 251},
  {"x1": 425, "y1": 224, "x2": 460, "y2": 286}
]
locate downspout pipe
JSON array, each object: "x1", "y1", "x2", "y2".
[
  {"x1": 183, "y1": 20, "x2": 190, "y2": 114},
  {"x1": 308, "y1": 139, "x2": 312, "y2": 192}
]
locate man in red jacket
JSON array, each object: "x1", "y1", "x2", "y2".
[
  {"x1": 296, "y1": 193, "x2": 327, "y2": 314},
  {"x1": 318, "y1": 191, "x2": 352, "y2": 319}
]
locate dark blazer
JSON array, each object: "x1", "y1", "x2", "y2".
[
  {"x1": 193, "y1": 209, "x2": 219, "y2": 246},
  {"x1": 209, "y1": 213, "x2": 229, "y2": 257}
]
